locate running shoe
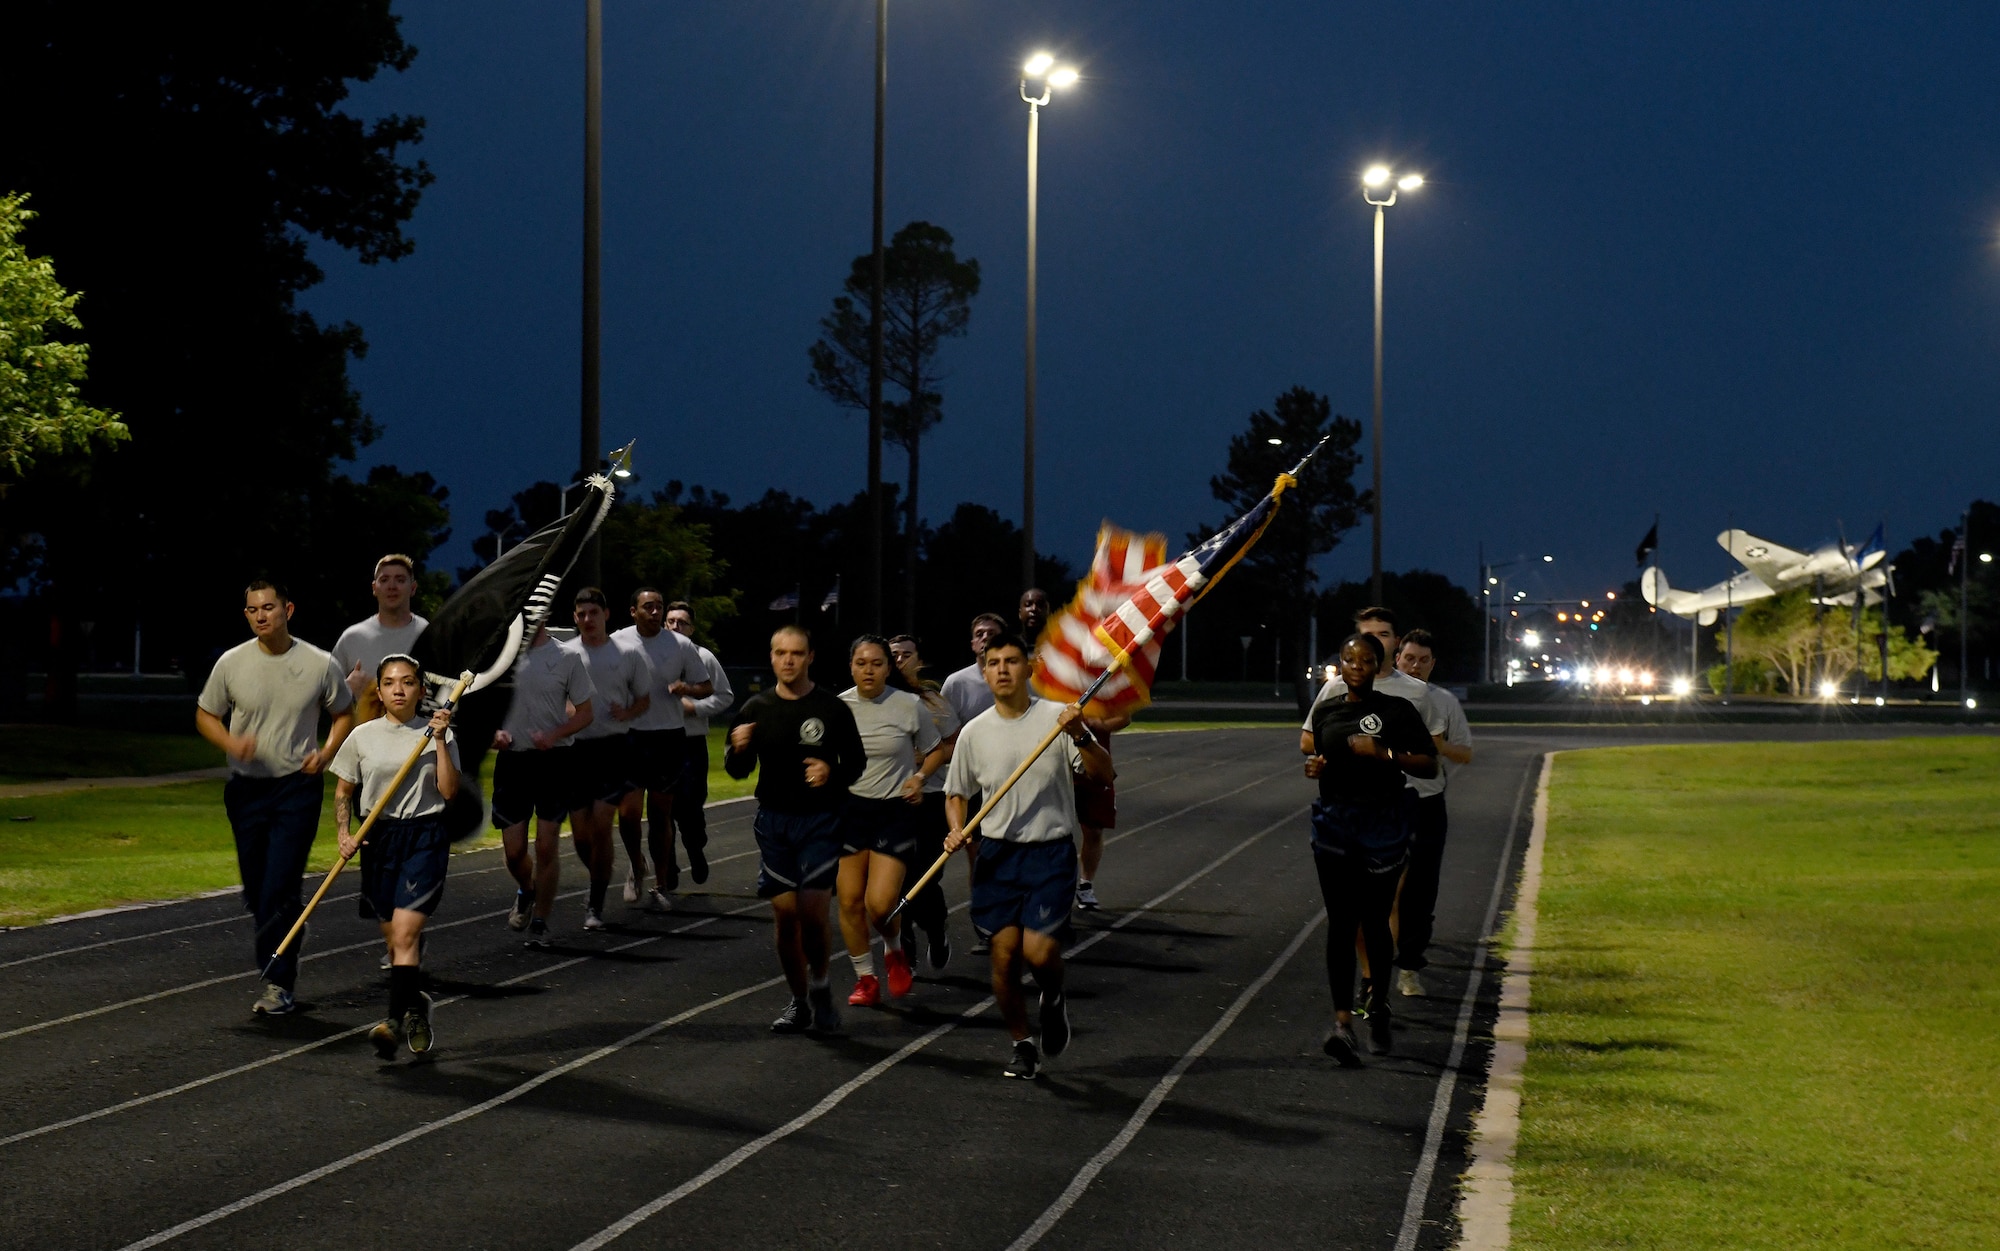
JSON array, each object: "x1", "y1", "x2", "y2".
[
  {"x1": 847, "y1": 974, "x2": 881, "y2": 1007},
  {"x1": 771, "y1": 998, "x2": 812, "y2": 1034},
  {"x1": 884, "y1": 949, "x2": 915, "y2": 999},
  {"x1": 925, "y1": 927, "x2": 952, "y2": 974},
  {"x1": 1038, "y1": 990, "x2": 1071, "y2": 1058},
  {"x1": 251, "y1": 982, "x2": 295, "y2": 1016},
  {"x1": 583, "y1": 908, "x2": 607, "y2": 932},
  {"x1": 1354, "y1": 979, "x2": 1372, "y2": 1019},
  {"x1": 646, "y1": 888, "x2": 673, "y2": 913},
  {"x1": 1003, "y1": 1039, "x2": 1041, "y2": 1080},
  {"x1": 1367, "y1": 1008, "x2": 1394, "y2": 1056},
  {"x1": 508, "y1": 891, "x2": 534, "y2": 932},
  {"x1": 1075, "y1": 880, "x2": 1101, "y2": 911},
  {"x1": 1397, "y1": 969, "x2": 1426, "y2": 998},
  {"x1": 808, "y1": 986, "x2": 842, "y2": 1036},
  {"x1": 524, "y1": 918, "x2": 552, "y2": 949},
  {"x1": 688, "y1": 844, "x2": 710, "y2": 886},
  {"x1": 369, "y1": 1018, "x2": 404, "y2": 1060},
  {"x1": 622, "y1": 871, "x2": 641, "y2": 905},
  {"x1": 1323, "y1": 1020, "x2": 1362, "y2": 1067},
  {"x1": 404, "y1": 993, "x2": 435, "y2": 1055}
]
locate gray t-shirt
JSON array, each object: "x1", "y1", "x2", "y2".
[
  {"x1": 1304, "y1": 668, "x2": 1446, "y2": 793},
  {"x1": 564, "y1": 636, "x2": 652, "y2": 741},
  {"x1": 839, "y1": 686, "x2": 942, "y2": 801},
  {"x1": 1416, "y1": 684, "x2": 1472, "y2": 799},
  {"x1": 941, "y1": 662, "x2": 994, "y2": 728},
  {"x1": 198, "y1": 638, "x2": 354, "y2": 778},
  {"x1": 683, "y1": 641, "x2": 732, "y2": 736},
  {"x1": 330, "y1": 714, "x2": 461, "y2": 820},
  {"x1": 945, "y1": 697, "x2": 1082, "y2": 844},
  {"x1": 500, "y1": 638, "x2": 595, "y2": 750},
  {"x1": 916, "y1": 688, "x2": 962, "y2": 794},
  {"x1": 609, "y1": 624, "x2": 705, "y2": 732},
  {"x1": 331, "y1": 614, "x2": 429, "y2": 683}
]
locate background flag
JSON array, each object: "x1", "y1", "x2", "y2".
[
  {"x1": 1635, "y1": 521, "x2": 1658, "y2": 567},
  {"x1": 768, "y1": 590, "x2": 800, "y2": 611},
  {"x1": 821, "y1": 577, "x2": 841, "y2": 612}
]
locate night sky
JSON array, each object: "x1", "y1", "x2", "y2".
[{"x1": 304, "y1": 1, "x2": 2000, "y2": 606}]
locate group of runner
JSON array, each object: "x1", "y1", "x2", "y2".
[{"x1": 195, "y1": 556, "x2": 1467, "y2": 1076}]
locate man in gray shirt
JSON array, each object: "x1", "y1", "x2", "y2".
[
  {"x1": 331, "y1": 554, "x2": 429, "y2": 722},
  {"x1": 563, "y1": 587, "x2": 653, "y2": 930},
  {"x1": 196, "y1": 578, "x2": 356, "y2": 1017},
  {"x1": 667, "y1": 600, "x2": 733, "y2": 888},
  {"x1": 490, "y1": 623, "x2": 595, "y2": 947},
  {"x1": 610, "y1": 589, "x2": 713, "y2": 905},
  {"x1": 939, "y1": 611, "x2": 1007, "y2": 927}
]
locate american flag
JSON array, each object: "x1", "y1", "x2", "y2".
[{"x1": 1032, "y1": 466, "x2": 1299, "y2": 715}]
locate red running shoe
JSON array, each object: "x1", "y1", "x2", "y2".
[
  {"x1": 884, "y1": 948, "x2": 915, "y2": 999},
  {"x1": 847, "y1": 974, "x2": 881, "y2": 1006}
]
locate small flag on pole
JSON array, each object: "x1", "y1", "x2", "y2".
[
  {"x1": 821, "y1": 577, "x2": 841, "y2": 612},
  {"x1": 1949, "y1": 533, "x2": 1965, "y2": 576},
  {"x1": 1635, "y1": 521, "x2": 1658, "y2": 567},
  {"x1": 768, "y1": 590, "x2": 800, "y2": 611}
]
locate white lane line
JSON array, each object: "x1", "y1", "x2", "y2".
[
  {"x1": 1389, "y1": 753, "x2": 1541, "y2": 1251},
  {"x1": 566, "y1": 803, "x2": 1309, "y2": 1251},
  {"x1": 0, "y1": 900, "x2": 771, "y2": 1148},
  {"x1": 1004, "y1": 907, "x2": 1328, "y2": 1251},
  {"x1": 1452, "y1": 754, "x2": 1551, "y2": 1251}
]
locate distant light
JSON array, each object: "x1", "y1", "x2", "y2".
[
  {"x1": 1671, "y1": 676, "x2": 1693, "y2": 696},
  {"x1": 1597, "y1": 665, "x2": 1614, "y2": 685},
  {"x1": 1396, "y1": 174, "x2": 1424, "y2": 191},
  {"x1": 1589, "y1": 623, "x2": 1599, "y2": 631},
  {"x1": 1488, "y1": 577, "x2": 1498, "y2": 585},
  {"x1": 1819, "y1": 680, "x2": 1838, "y2": 699},
  {"x1": 1523, "y1": 630, "x2": 1541, "y2": 648},
  {"x1": 1266, "y1": 437, "x2": 1283, "y2": 445},
  {"x1": 1557, "y1": 612, "x2": 1568, "y2": 622},
  {"x1": 1971, "y1": 698, "x2": 1981, "y2": 710},
  {"x1": 1363, "y1": 165, "x2": 1392, "y2": 189},
  {"x1": 1580, "y1": 599, "x2": 1590, "y2": 608},
  {"x1": 1983, "y1": 553, "x2": 1995, "y2": 564},
  {"x1": 1024, "y1": 52, "x2": 1055, "y2": 77},
  {"x1": 1874, "y1": 696, "x2": 1885, "y2": 707},
  {"x1": 1639, "y1": 694, "x2": 1652, "y2": 706},
  {"x1": 1048, "y1": 66, "x2": 1080, "y2": 89},
  {"x1": 1606, "y1": 591, "x2": 1617, "y2": 600},
  {"x1": 1542, "y1": 554, "x2": 1555, "y2": 563},
  {"x1": 1638, "y1": 671, "x2": 1655, "y2": 688}
]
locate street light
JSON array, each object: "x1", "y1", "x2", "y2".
[
  {"x1": 1020, "y1": 52, "x2": 1080, "y2": 592},
  {"x1": 865, "y1": 0, "x2": 890, "y2": 631},
  {"x1": 1361, "y1": 162, "x2": 1422, "y2": 603}
]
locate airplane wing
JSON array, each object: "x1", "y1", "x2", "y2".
[
  {"x1": 1642, "y1": 565, "x2": 1776, "y2": 625},
  {"x1": 1719, "y1": 529, "x2": 1810, "y2": 588}
]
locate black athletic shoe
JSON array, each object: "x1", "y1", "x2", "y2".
[
  {"x1": 688, "y1": 844, "x2": 709, "y2": 886},
  {"x1": 404, "y1": 993, "x2": 435, "y2": 1055},
  {"x1": 1003, "y1": 1039, "x2": 1040, "y2": 1080},
  {"x1": 925, "y1": 927, "x2": 952, "y2": 974},
  {"x1": 1038, "y1": 990, "x2": 1072, "y2": 1058},
  {"x1": 524, "y1": 918, "x2": 552, "y2": 949},
  {"x1": 1354, "y1": 979, "x2": 1372, "y2": 1020},
  {"x1": 1323, "y1": 1020, "x2": 1362, "y2": 1067},
  {"x1": 662, "y1": 857, "x2": 682, "y2": 892},
  {"x1": 771, "y1": 998, "x2": 812, "y2": 1034},
  {"x1": 807, "y1": 986, "x2": 842, "y2": 1036},
  {"x1": 508, "y1": 891, "x2": 534, "y2": 932},
  {"x1": 1367, "y1": 1008, "x2": 1393, "y2": 1056},
  {"x1": 370, "y1": 1018, "x2": 404, "y2": 1061}
]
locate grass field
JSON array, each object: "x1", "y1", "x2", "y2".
[
  {"x1": 0, "y1": 726, "x2": 221, "y2": 784},
  {"x1": 0, "y1": 728, "x2": 752, "y2": 927},
  {"x1": 1514, "y1": 737, "x2": 2000, "y2": 1250}
]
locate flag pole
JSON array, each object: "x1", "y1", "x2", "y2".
[{"x1": 261, "y1": 671, "x2": 475, "y2": 977}]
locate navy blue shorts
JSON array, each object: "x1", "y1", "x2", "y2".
[
  {"x1": 490, "y1": 749, "x2": 582, "y2": 827},
  {"x1": 571, "y1": 736, "x2": 632, "y2": 809},
  {"x1": 753, "y1": 807, "x2": 844, "y2": 898},
  {"x1": 358, "y1": 815, "x2": 451, "y2": 920},
  {"x1": 971, "y1": 837, "x2": 1077, "y2": 942},
  {"x1": 626, "y1": 728, "x2": 687, "y2": 795},
  {"x1": 840, "y1": 795, "x2": 919, "y2": 860}
]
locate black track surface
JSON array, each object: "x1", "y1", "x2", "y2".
[{"x1": 2, "y1": 723, "x2": 1984, "y2": 1250}]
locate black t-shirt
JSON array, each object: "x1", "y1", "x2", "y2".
[
  {"x1": 723, "y1": 685, "x2": 866, "y2": 814},
  {"x1": 1307, "y1": 687, "x2": 1433, "y2": 807}
]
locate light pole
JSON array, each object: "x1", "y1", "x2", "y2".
[
  {"x1": 1361, "y1": 164, "x2": 1422, "y2": 605},
  {"x1": 1020, "y1": 52, "x2": 1079, "y2": 593},
  {"x1": 866, "y1": 0, "x2": 887, "y2": 631},
  {"x1": 1482, "y1": 554, "x2": 1520, "y2": 684},
  {"x1": 578, "y1": 0, "x2": 604, "y2": 587}
]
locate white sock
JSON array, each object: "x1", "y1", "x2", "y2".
[
  {"x1": 809, "y1": 974, "x2": 829, "y2": 992},
  {"x1": 850, "y1": 952, "x2": 875, "y2": 977}
]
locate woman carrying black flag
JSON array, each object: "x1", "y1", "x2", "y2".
[
  {"x1": 331, "y1": 654, "x2": 462, "y2": 1060},
  {"x1": 1300, "y1": 632, "x2": 1436, "y2": 1066}
]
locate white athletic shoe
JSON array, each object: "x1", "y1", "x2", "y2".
[
  {"x1": 646, "y1": 888, "x2": 673, "y2": 913},
  {"x1": 251, "y1": 982, "x2": 295, "y2": 1016},
  {"x1": 622, "y1": 872, "x2": 641, "y2": 905},
  {"x1": 583, "y1": 908, "x2": 607, "y2": 931},
  {"x1": 1397, "y1": 969, "x2": 1426, "y2": 998},
  {"x1": 1075, "y1": 880, "x2": 1101, "y2": 911}
]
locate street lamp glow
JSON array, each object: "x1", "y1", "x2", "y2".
[
  {"x1": 1024, "y1": 51, "x2": 1054, "y2": 77},
  {"x1": 1542, "y1": 554, "x2": 1555, "y2": 562},
  {"x1": 1048, "y1": 66, "x2": 1079, "y2": 88},
  {"x1": 1522, "y1": 630, "x2": 1541, "y2": 648},
  {"x1": 1819, "y1": 680, "x2": 1838, "y2": 699},
  {"x1": 1672, "y1": 676, "x2": 1693, "y2": 696},
  {"x1": 1363, "y1": 164, "x2": 1392, "y2": 188},
  {"x1": 1983, "y1": 552, "x2": 1994, "y2": 563},
  {"x1": 1396, "y1": 174, "x2": 1424, "y2": 191},
  {"x1": 1266, "y1": 437, "x2": 1283, "y2": 445}
]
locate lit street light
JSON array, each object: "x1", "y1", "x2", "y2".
[
  {"x1": 1362, "y1": 163, "x2": 1422, "y2": 603},
  {"x1": 1020, "y1": 51, "x2": 1080, "y2": 592}
]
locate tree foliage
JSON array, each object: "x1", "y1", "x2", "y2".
[
  {"x1": 0, "y1": 194, "x2": 127, "y2": 480},
  {"x1": 1712, "y1": 588, "x2": 1936, "y2": 694}
]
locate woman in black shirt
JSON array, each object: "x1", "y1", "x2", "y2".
[{"x1": 1303, "y1": 633, "x2": 1436, "y2": 1065}]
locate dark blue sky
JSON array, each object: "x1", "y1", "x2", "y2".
[{"x1": 305, "y1": 1, "x2": 2000, "y2": 606}]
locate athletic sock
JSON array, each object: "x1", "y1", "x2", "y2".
[
  {"x1": 388, "y1": 965, "x2": 420, "y2": 1019},
  {"x1": 809, "y1": 973, "x2": 830, "y2": 992},
  {"x1": 588, "y1": 881, "x2": 608, "y2": 912},
  {"x1": 850, "y1": 952, "x2": 875, "y2": 977}
]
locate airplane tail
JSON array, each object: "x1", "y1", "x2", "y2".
[{"x1": 1644, "y1": 565, "x2": 1720, "y2": 626}]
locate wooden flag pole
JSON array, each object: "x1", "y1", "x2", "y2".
[{"x1": 263, "y1": 670, "x2": 475, "y2": 975}]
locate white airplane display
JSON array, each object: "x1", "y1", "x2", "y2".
[{"x1": 1641, "y1": 526, "x2": 1888, "y2": 625}]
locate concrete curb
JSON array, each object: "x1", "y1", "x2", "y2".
[
  {"x1": 0, "y1": 767, "x2": 231, "y2": 800},
  {"x1": 1457, "y1": 751, "x2": 1553, "y2": 1249}
]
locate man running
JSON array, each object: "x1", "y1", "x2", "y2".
[
  {"x1": 940, "y1": 612, "x2": 1006, "y2": 945},
  {"x1": 944, "y1": 633, "x2": 1113, "y2": 1079},
  {"x1": 196, "y1": 579, "x2": 356, "y2": 1016},
  {"x1": 666, "y1": 601, "x2": 733, "y2": 890},
  {"x1": 725, "y1": 626, "x2": 866, "y2": 1036},
  {"x1": 1017, "y1": 587, "x2": 1125, "y2": 911},
  {"x1": 563, "y1": 588, "x2": 652, "y2": 932},
  {"x1": 610, "y1": 588, "x2": 713, "y2": 908},
  {"x1": 1390, "y1": 629, "x2": 1473, "y2": 996},
  {"x1": 490, "y1": 622, "x2": 595, "y2": 948},
  {"x1": 1018, "y1": 588, "x2": 1052, "y2": 643},
  {"x1": 331, "y1": 554, "x2": 429, "y2": 724}
]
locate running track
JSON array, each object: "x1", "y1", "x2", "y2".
[{"x1": 1, "y1": 723, "x2": 1975, "y2": 1250}]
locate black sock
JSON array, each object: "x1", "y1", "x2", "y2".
[
  {"x1": 388, "y1": 965, "x2": 420, "y2": 1019},
  {"x1": 589, "y1": 881, "x2": 608, "y2": 912}
]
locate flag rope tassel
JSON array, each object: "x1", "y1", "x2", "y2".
[{"x1": 262, "y1": 670, "x2": 476, "y2": 976}]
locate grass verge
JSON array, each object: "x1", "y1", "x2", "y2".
[
  {"x1": 1513, "y1": 737, "x2": 2000, "y2": 1249},
  {"x1": 0, "y1": 727, "x2": 221, "y2": 785},
  {"x1": 0, "y1": 728, "x2": 752, "y2": 927}
]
